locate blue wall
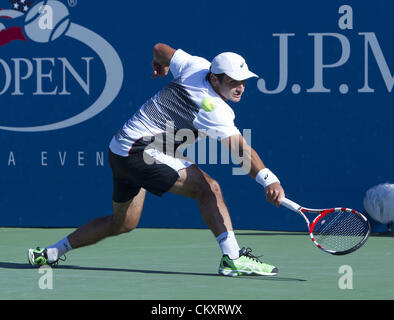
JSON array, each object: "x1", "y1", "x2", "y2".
[{"x1": 0, "y1": 0, "x2": 393, "y2": 232}]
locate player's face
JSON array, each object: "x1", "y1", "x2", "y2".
[{"x1": 213, "y1": 75, "x2": 246, "y2": 102}]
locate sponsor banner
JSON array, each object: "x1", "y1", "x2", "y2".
[{"x1": 0, "y1": 0, "x2": 392, "y2": 231}]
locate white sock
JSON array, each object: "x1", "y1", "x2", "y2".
[
  {"x1": 216, "y1": 231, "x2": 240, "y2": 259},
  {"x1": 46, "y1": 237, "x2": 72, "y2": 263}
]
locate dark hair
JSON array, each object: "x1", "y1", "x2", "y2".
[{"x1": 206, "y1": 70, "x2": 226, "y2": 84}]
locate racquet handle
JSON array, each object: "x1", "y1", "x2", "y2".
[{"x1": 281, "y1": 198, "x2": 301, "y2": 212}]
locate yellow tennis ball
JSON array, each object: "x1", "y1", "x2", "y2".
[{"x1": 201, "y1": 97, "x2": 216, "y2": 112}]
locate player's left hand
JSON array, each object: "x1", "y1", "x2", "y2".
[
  {"x1": 152, "y1": 60, "x2": 170, "y2": 79},
  {"x1": 265, "y1": 182, "x2": 285, "y2": 207}
]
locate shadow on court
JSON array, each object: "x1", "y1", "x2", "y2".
[
  {"x1": 0, "y1": 262, "x2": 306, "y2": 282},
  {"x1": 371, "y1": 232, "x2": 394, "y2": 237}
]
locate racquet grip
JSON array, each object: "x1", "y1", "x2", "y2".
[{"x1": 281, "y1": 198, "x2": 301, "y2": 212}]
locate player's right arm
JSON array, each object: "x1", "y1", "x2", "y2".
[
  {"x1": 152, "y1": 43, "x2": 176, "y2": 79},
  {"x1": 222, "y1": 134, "x2": 285, "y2": 207},
  {"x1": 193, "y1": 99, "x2": 285, "y2": 206}
]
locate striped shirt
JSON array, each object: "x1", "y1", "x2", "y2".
[{"x1": 109, "y1": 49, "x2": 241, "y2": 156}]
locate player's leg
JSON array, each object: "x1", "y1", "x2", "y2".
[
  {"x1": 27, "y1": 149, "x2": 148, "y2": 266},
  {"x1": 67, "y1": 149, "x2": 147, "y2": 247},
  {"x1": 27, "y1": 188, "x2": 146, "y2": 266},
  {"x1": 67, "y1": 188, "x2": 146, "y2": 249},
  {"x1": 169, "y1": 164, "x2": 233, "y2": 238},
  {"x1": 169, "y1": 164, "x2": 278, "y2": 276},
  {"x1": 169, "y1": 164, "x2": 240, "y2": 259}
]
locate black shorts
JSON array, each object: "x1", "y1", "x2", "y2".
[{"x1": 108, "y1": 149, "x2": 192, "y2": 203}]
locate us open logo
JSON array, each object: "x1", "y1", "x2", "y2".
[{"x1": 0, "y1": 0, "x2": 123, "y2": 132}]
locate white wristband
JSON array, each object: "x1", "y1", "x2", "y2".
[{"x1": 256, "y1": 168, "x2": 280, "y2": 188}]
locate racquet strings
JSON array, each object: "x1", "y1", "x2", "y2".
[{"x1": 312, "y1": 210, "x2": 369, "y2": 252}]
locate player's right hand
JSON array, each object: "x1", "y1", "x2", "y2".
[{"x1": 265, "y1": 182, "x2": 285, "y2": 207}]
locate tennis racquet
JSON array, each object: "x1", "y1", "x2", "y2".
[{"x1": 280, "y1": 197, "x2": 371, "y2": 255}]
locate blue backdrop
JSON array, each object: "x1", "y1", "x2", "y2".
[{"x1": 0, "y1": 0, "x2": 392, "y2": 232}]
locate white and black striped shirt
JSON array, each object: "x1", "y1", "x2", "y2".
[{"x1": 109, "y1": 49, "x2": 241, "y2": 156}]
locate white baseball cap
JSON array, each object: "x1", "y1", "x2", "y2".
[{"x1": 210, "y1": 52, "x2": 258, "y2": 81}]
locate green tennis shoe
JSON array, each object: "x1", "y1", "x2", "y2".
[
  {"x1": 27, "y1": 247, "x2": 64, "y2": 267},
  {"x1": 219, "y1": 247, "x2": 278, "y2": 276}
]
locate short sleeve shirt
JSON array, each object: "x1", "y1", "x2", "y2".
[{"x1": 109, "y1": 49, "x2": 241, "y2": 156}]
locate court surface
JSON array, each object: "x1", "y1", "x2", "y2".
[{"x1": 0, "y1": 228, "x2": 393, "y2": 300}]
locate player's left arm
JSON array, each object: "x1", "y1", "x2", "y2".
[
  {"x1": 222, "y1": 134, "x2": 285, "y2": 207},
  {"x1": 151, "y1": 43, "x2": 176, "y2": 79}
]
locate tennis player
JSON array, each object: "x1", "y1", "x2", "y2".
[{"x1": 28, "y1": 43, "x2": 285, "y2": 276}]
